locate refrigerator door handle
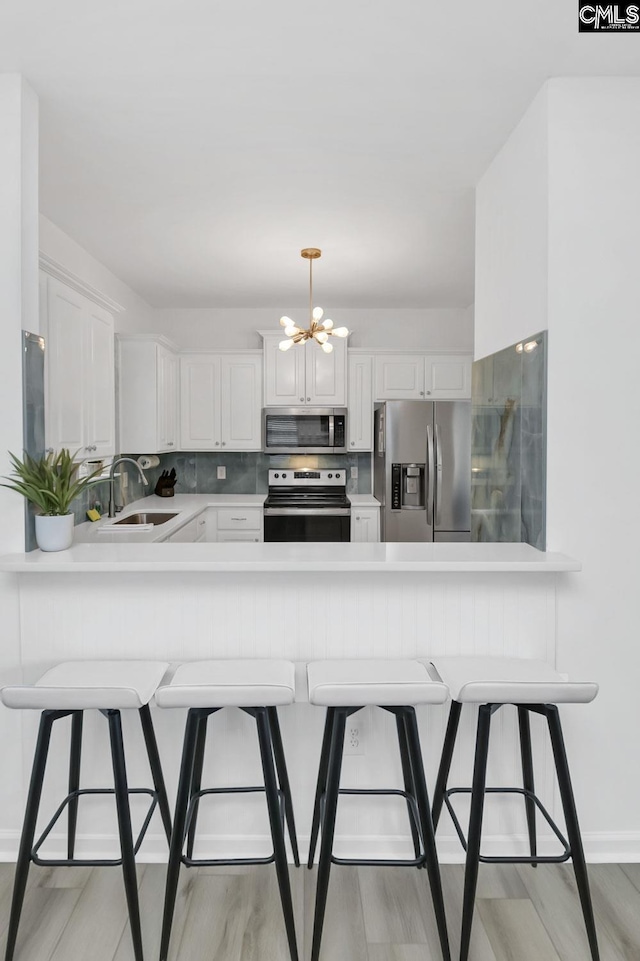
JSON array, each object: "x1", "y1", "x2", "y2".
[
  {"x1": 426, "y1": 424, "x2": 434, "y2": 525},
  {"x1": 435, "y1": 423, "x2": 443, "y2": 527},
  {"x1": 378, "y1": 408, "x2": 385, "y2": 455}
]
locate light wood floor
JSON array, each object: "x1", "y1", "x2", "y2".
[{"x1": 0, "y1": 861, "x2": 639, "y2": 960}]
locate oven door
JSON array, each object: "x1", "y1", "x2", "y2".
[
  {"x1": 263, "y1": 408, "x2": 347, "y2": 454},
  {"x1": 264, "y1": 508, "x2": 351, "y2": 542}
]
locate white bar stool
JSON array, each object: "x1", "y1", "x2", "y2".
[
  {"x1": 0, "y1": 660, "x2": 171, "y2": 961},
  {"x1": 430, "y1": 656, "x2": 600, "y2": 961},
  {"x1": 306, "y1": 658, "x2": 452, "y2": 961},
  {"x1": 155, "y1": 659, "x2": 299, "y2": 961}
]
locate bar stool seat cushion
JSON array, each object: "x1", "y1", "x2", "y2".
[
  {"x1": 430, "y1": 656, "x2": 598, "y2": 705},
  {"x1": 307, "y1": 659, "x2": 448, "y2": 707},
  {"x1": 155, "y1": 659, "x2": 296, "y2": 708},
  {"x1": 0, "y1": 660, "x2": 170, "y2": 711}
]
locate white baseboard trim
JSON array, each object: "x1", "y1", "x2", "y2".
[{"x1": 0, "y1": 830, "x2": 639, "y2": 864}]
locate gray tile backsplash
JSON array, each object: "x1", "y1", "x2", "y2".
[
  {"x1": 122, "y1": 450, "x2": 373, "y2": 503},
  {"x1": 471, "y1": 331, "x2": 547, "y2": 549}
]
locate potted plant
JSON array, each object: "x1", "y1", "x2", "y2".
[{"x1": 1, "y1": 449, "x2": 103, "y2": 552}]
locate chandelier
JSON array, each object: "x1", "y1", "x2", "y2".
[{"x1": 279, "y1": 248, "x2": 349, "y2": 352}]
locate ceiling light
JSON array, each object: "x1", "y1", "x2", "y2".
[{"x1": 278, "y1": 248, "x2": 349, "y2": 351}]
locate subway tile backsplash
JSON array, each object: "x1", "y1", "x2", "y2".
[{"x1": 122, "y1": 450, "x2": 373, "y2": 503}]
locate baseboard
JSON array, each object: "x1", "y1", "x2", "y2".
[{"x1": 0, "y1": 830, "x2": 639, "y2": 863}]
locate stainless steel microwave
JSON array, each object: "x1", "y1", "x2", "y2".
[{"x1": 263, "y1": 408, "x2": 348, "y2": 454}]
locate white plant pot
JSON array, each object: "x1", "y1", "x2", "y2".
[{"x1": 35, "y1": 513, "x2": 75, "y2": 552}]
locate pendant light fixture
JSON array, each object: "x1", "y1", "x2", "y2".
[{"x1": 278, "y1": 248, "x2": 349, "y2": 352}]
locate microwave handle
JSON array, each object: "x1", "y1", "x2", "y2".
[{"x1": 328, "y1": 415, "x2": 335, "y2": 448}]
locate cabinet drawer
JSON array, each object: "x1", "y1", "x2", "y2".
[
  {"x1": 217, "y1": 509, "x2": 262, "y2": 531},
  {"x1": 217, "y1": 530, "x2": 263, "y2": 542}
]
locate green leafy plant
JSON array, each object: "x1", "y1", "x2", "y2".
[{"x1": 1, "y1": 449, "x2": 104, "y2": 516}]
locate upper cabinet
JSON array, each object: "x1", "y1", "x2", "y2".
[
  {"x1": 42, "y1": 274, "x2": 116, "y2": 458},
  {"x1": 118, "y1": 337, "x2": 179, "y2": 453},
  {"x1": 180, "y1": 352, "x2": 262, "y2": 450},
  {"x1": 347, "y1": 353, "x2": 374, "y2": 450},
  {"x1": 262, "y1": 333, "x2": 347, "y2": 407},
  {"x1": 375, "y1": 353, "x2": 471, "y2": 401}
]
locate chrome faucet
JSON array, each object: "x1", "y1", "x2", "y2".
[{"x1": 108, "y1": 458, "x2": 149, "y2": 517}]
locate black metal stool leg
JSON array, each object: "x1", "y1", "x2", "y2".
[
  {"x1": 432, "y1": 700, "x2": 462, "y2": 830},
  {"x1": 5, "y1": 710, "x2": 58, "y2": 961},
  {"x1": 459, "y1": 704, "x2": 493, "y2": 961},
  {"x1": 159, "y1": 709, "x2": 202, "y2": 961},
  {"x1": 395, "y1": 712, "x2": 422, "y2": 862},
  {"x1": 138, "y1": 704, "x2": 172, "y2": 846},
  {"x1": 186, "y1": 713, "x2": 207, "y2": 860},
  {"x1": 255, "y1": 708, "x2": 299, "y2": 961},
  {"x1": 308, "y1": 709, "x2": 335, "y2": 869},
  {"x1": 546, "y1": 706, "x2": 600, "y2": 961},
  {"x1": 107, "y1": 710, "x2": 143, "y2": 961},
  {"x1": 403, "y1": 708, "x2": 451, "y2": 961},
  {"x1": 268, "y1": 706, "x2": 300, "y2": 868},
  {"x1": 518, "y1": 706, "x2": 537, "y2": 868},
  {"x1": 311, "y1": 707, "x2": 347, "y2": 961},
  {"x1": 67, "y1": 711, "x2": 83, "y2": 860}
]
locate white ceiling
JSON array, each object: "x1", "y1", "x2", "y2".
[{"x1": 1, "y1": 1, "x2": 639, "y2": 308}]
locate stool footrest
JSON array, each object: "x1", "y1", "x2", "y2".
[
  {"x1": 326, "y1": 787, "x2": 426, "y2": 868},
  {"x1": 31, "y1": 788, "x2": 158, "y2": 868},
  {"x1": 444, "y1": 786, "x2": 571, "y2": 864},
  {"x1": 180, "y1": 785, "x2": 284, "y2": 868}
]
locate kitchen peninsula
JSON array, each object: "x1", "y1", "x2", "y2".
[{"x1": 0, "y1": 529, "x2": 579, "y2": 864}]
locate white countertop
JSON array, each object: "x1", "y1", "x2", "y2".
[
  {"x1": 0, "y1": 541, "x2": 580, "y2": 573},
  {"x1": 347, "y1": 495, "x2": 381, "y2": 507}
]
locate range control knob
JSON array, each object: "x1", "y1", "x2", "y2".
[
  {"x1": 328, "y1": 473, "x2": 333, "y2": 479},
  {"x1": 282, "y1": 473, "x2": 287, "y2": 479},
  {"x1": 335, "y1": 472, "x2": 341, "y2": 479},
  {"x1": 274, "y1": 473, "x2": 279, "y2": 478}
]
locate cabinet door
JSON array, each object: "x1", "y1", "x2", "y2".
[
  {"x1": 347, "y1": 354, "x2": 373, "y2": 450},
  {"x1": 220, "y1": 355, "x2": 263, "y2": 450},
  {"x1": 263, "y1": 335, "x2": 306, "y2": 406},
  {"x1": 425, "y1": 355, "x2": 472, "y2": 400},
  {"x1": 180, "y1": 355, "x2": 221, "y2": 449},
  {"x1": 305, "y1": 337, "x2": 347, "y2": 406},
  {"x1": 375, "y1": 355, "x2": 425, "y2": 400},
  {"x1": 158, "y1": 346, "x2": 178, "y2": 451},
  {"x1": 44, "y1": 278, "x2": 86, "y2": 453},
  {"x1": 351, "y1": 509, "x2": 380, "y2": 542},
  {"x1": 85, "y1": 306, "x2": 116, "y2": 457},
  {"x1": 167, "y1": 516, "x2": 199, "y2": 542}
]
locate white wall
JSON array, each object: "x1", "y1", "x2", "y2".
[
  {"x1": 134, "y1": 306, "x2": 474, "y2": 351},
  {"x1": 39, "y1": 215, "x2": 157, "y2": 334},
  {"x1": 475, "y1": 77, "x2": 640, "y2": 856},
  {"x1": 474, "y1": 86, "x2": 549, "y2": 360},
  {"x1": 0, "y1": 75, "x2": 39, "y2": 838}
]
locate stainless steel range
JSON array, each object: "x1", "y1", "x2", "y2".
[{"x1": 263, "y1": 469, "x2": 350, "y2": 542}]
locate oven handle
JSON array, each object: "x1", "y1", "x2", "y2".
[{"x1": 264, "y1": 508, "x2": 351, "y2": 516}]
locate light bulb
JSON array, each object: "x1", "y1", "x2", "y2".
[
  {"x1": 332, "y1": 326, "x2": 349, "y2": 338},
  {"x1": 279, "y1": 338, "x2": 294, "y2": 351},
  {"x1": 312, "y1": 306, "x2": 324, "y2": 322},
  {"x1": 524, "y1": 340, "x2": 538, "y2": 352},
  {"x1": 280, "y1": 316, "x2": 293, "y2": 328},
  {"x1": 315, "y1": 331, "x2": 329, "y2": 344},
  {"x1": 515, "y1": 343, "x2": 524, "y2": 353},
  {"x1": 284, "y1": 325, "x2": 300, "y2": 337},
  {"x1": 321, "y1": 342, "x2": 334, "y2": 353},
  {"x1": 322, "y1": 319, "x2": 333, "y2": 329}
]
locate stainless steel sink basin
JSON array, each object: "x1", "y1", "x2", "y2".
[{"x1": 113, "y1": 512, "x2": 179, "y2": 526}]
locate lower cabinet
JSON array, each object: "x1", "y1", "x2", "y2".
[
  {"x1": 166, "y1": 514, "x2": 207, "y2": 543},
  {"x1": 204, "y1": 507, "x2": 264, "y2": 542},
  {"x1": 351, "y1": 508, "x2": 380, "y2": 543}
]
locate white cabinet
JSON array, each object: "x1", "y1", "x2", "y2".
[
  {"x1": 43, "y1": 275, "x2": 116, "y2": 458},
  {"x1": 375, "y1": 353, "x2": 471, "y2": 401},
  {"x1": 204, "y1": 507, "x2": 263, "y2": 542},
  {"x1": 118, "y1": 338, "x2": 179, "y2": 453},
  {"x1": 166, "y1": 514, "x2": 206, "y2": 543},
  {"x1": 262, "y1": 333, "x2": 347, "y2": 407},
  {"x1": 180, "y1": 353, "x2": 262, "y2": 451},
  {"x1": 347, "y1": 354, "x2": 374, "y2": 450},
  {"x1": 351, "y1": 508, "x2": 380, "y2": 542}
]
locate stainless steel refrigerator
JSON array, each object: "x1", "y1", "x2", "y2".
[{"x1": 373, "y1": 401, "x2": 471, "y2": 542}]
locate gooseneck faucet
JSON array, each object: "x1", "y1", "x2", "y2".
[{"x1": 108, "y1": 458, "x2": 148, "y2": 518}]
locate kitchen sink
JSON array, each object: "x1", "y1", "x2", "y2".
[{"x1": 113, "y1": 512, "x2": 179, "y2": 526}]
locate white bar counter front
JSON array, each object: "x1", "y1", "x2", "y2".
[{"x1": 0, "y1": 541, "x2": 581, "y2": 864}]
